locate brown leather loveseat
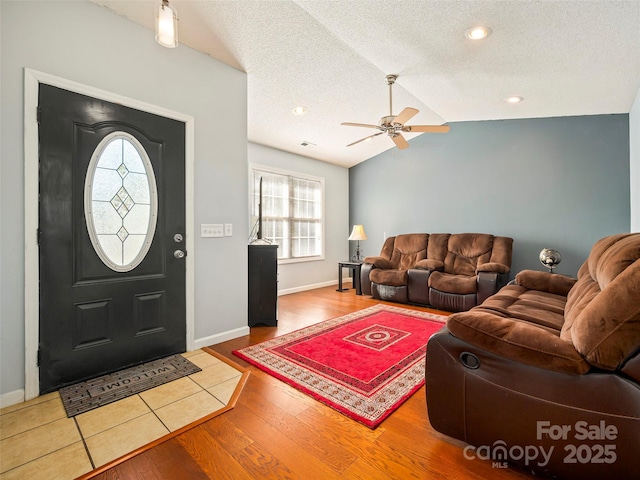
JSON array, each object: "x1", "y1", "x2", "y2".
[
  {"x1": 361, "y1": 233, "x2": 513, "y2": 312},
  {"x1": 426, "y1": 233, "x2": 640, "y2": 479}
]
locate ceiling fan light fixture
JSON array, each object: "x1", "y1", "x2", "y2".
[
  {"x1": 465, "y1": 26, "x2": 491, "y2": 40},
  {"x1": 342, "y1": 74, "x2": 449, "y2": 150},
  {"x1": 506, "y1": 95, "x2": 524, "y2": 103},
  {"x1": 155, "y1": 0, "x2": 178, "y2": 48},
  {"x1": 292, "y1": 106, "x2": 307, "y2": 115}
]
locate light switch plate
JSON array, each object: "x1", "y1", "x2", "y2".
[{"x1": 201, "y1": 224, "x2": 224, "y2": 237}]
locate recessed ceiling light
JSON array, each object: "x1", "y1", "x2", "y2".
[
  {"x1": 292, "y1": 106, "x2": 307, "y2": 115},
  {"x1": 465, "y1": 26, "x2": 492, "y2": 40},
  {"x1": 506, "y1": 96, "x2": 524, "y2": 103}
]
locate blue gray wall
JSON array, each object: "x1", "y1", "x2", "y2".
[
  {"x1": 349, "y1": 115, "x2": 630, "y2": 278},
  {"x1": 631, "y1": 90, "x2": 640, "y2": 232}
]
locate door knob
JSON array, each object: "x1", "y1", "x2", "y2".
[{"x1": 173, "y1": 249, "x2": 186, "y2": 259}]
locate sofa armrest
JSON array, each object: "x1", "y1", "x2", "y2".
[
  {"x1": 363, "y1": 255, "x2": 381, "y2": 264},
  {"x1": 447, "y1": 310, "x2": 590, "y2": 374},
  {"x1": 360, "y1": 262, "x2": 374, "y2": 295},
  {"x1": 476, "y1": 262, "x2": 510, "y2": 274},
  {"x1": 477, "y1": 272, "x2": 498, "y2": 305},
  {"x1": 414, "y1": 259, "x2": 444, "y2": 271},
  {"x1": 515, "y1": 270, "x2": 576, "y2": 296},
  {"x1": 363, "y1": 257, "x2": 394, "y2": 269}
]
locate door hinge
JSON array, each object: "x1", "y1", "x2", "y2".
[
  {"x1": 37, "y1": 348, "x2": 41, "y2": 367},
  {"x1": 36, "y1": 106, "x2": 42, "y2": 124},
  {"x1": 37, "y1": 228, "x2": 42, "y2": 245}
]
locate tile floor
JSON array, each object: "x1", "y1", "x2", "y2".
[{"x1": 0, "y1": 349, "x2": 245, "y2": 479}]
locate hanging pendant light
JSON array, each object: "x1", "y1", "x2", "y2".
[{"x1": 155, "y1": 0, "x2": 178, "y2": 48}]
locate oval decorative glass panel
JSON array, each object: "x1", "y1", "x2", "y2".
[{"x1": 85, "y1": 132, "x2": 158, "y2": 272}]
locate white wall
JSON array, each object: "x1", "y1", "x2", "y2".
[
  {"x1": 1, "y1": 1, "x2": 248, "y2": 401},
  {"x1": 248, "y1": 143, "x2": 349, "y2": 294},
  {"x1": 630, "y1": 87, "x2": 640, "y2": 232}
]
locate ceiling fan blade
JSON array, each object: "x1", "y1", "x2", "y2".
[
  {"x1": 391, "y1": 133, "x2": 409, "y2": 150},
  {"x1": 347, "y1": 132, "x2": 384, "y2": 147},
  {"x1": 341, "y1": 122, "x2": 382, "y2": 130},
  {"x1": 402, "y1": 125, "x2": 451, "y2": 133},
  {"x1": 392, "y1": 107, "x2": 419, "y2": 126}
]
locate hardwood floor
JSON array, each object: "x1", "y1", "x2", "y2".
[{"x1": 93, "y1": 286, "x2": 536, "y2": 479}]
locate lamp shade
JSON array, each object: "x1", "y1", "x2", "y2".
[
  {"x1": 348, "y1": 225, "x2": 367, "y2": 241},
  {"x1": 155, "y1": 0, "x2": 178, "y2": 48}
]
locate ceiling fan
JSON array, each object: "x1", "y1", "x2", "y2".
[{"x1": 342, "y1": 74, "x2": 449, "y2": 150}]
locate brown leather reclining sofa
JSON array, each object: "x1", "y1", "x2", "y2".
[
  {"x1": 426, "y1": 233, "x2": 640, "y2": 479},
  {"x1": 361, "y1": 233, "x2": 513, "y2": 312}
]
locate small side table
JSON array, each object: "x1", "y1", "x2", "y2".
[{"x1": 337, "y1": 261, "x2": 362, "y2": 295}]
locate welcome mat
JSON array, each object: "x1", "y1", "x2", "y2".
[
  {"x1": 233, "y1": 304, "x2": 448, "y2": 428},
  {"x1": 59, "y1": 354, "x2": 201, "y2": 417}
]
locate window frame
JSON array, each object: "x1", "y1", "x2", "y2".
[
  {"x1": 84, "y1": 131, "x2": 158, "y2": 272},
  {"x1": 249, "y1": 164, "x2": 325, "y2": 264}
]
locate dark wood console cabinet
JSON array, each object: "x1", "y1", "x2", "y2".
[{"x1": 248, "y1": 244, "x2": 278, "y2": 327}]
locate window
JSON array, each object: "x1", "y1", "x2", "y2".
[
  {"x1": 84, "y1": 132, "x2": 158, "y2": 272},
  {"x1": 250, "y1": 165, "x2": 324, "y2": 262}
]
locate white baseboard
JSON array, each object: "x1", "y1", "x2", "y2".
[
  {"x1": 2, "y1": 327, "x2": 249, "y2": 408},
  {"x1": 193, "y1": 326, "x2": 251, "y2": 350},
  {"x1": 3, "y1": 325, "x2": 247, "y2": 408},
  {"x1": 193, "y1": 279, "x2": 352, "y2": 349},
  {"x1": 5, "y1": 280, "x2": 350, "y2": 408},
  {"x1": 1, "y1": 389, "x2": 25, "y2": 409},
  {"x1": 278, "y1": 278, "x2": 350, "y2": 296}
]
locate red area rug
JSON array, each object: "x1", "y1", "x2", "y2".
[{"x1": 233, "y1": 304, "x2": 447, "y2": 428}]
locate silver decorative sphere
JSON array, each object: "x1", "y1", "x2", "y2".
[{"x1": 539, "y1": 248, "x2": 562, "y2": 272}]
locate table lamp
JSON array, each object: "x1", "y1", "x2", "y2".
[{"x1": 348, "y1": 225, "x2": 367, "y2": 262}]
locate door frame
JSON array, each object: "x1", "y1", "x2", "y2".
[{"x1": 24, "y1": 68, "x2": 195, "y2": 400}]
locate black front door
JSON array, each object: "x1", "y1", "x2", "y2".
[{"x1": 38, "y1": 84, "x2": 186, "y2": 393}]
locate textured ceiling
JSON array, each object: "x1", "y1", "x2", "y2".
[{"x1": 94, "y1": 0, "x2": 640, "y2": 167}]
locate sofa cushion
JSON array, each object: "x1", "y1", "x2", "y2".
[
  {"x1": 479, "y1": 285, "x2": 566, "y2": 332},
  {"x1": 429, "y1": 271, "x2": 477, "y2": 294},
  {"x1": 426, "y1": 233, "x2": 450, "y2": 262},
  {"x1": 363, "y1": 236, "x2": 396, "y2": 264},
  {"x1": 370, "y1": 268, "x2": 408, "y2": 286},
  {"x1": 443, "y1": 234, "x2": 495, "y2": 276},
  {"x1": 562, "y1": 233, "x2": 640, "y2": 371},
  {"x1": 389, "y1": 234, "x2": 429, "y2": 270},
  {"x1": 413, "y1": 259, "x2": 444, "y2": 271}
]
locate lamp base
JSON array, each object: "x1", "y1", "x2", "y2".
[{"x1": 351, "y1": 243, "x2": 363, "y2": 263}]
